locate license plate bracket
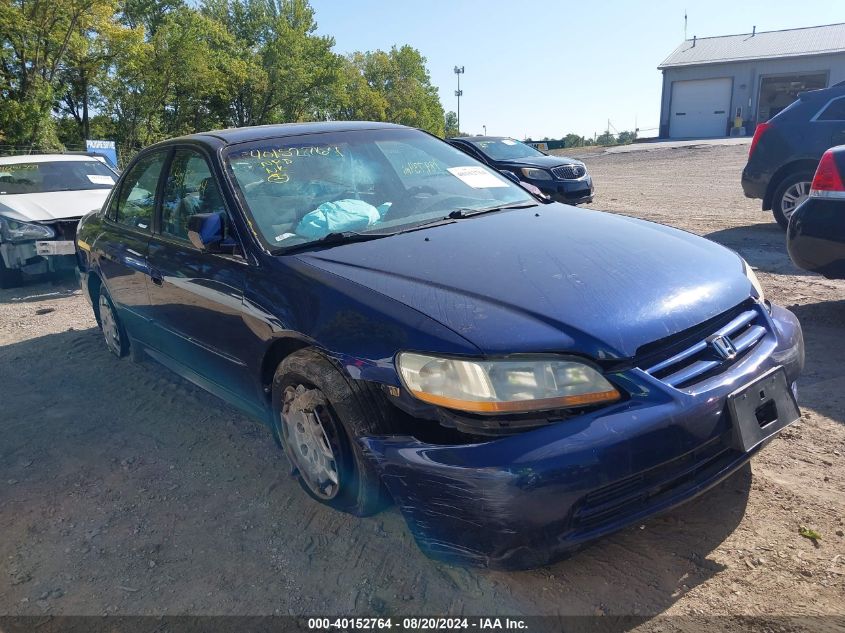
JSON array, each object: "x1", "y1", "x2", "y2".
[{"x1": 727, "y1": 366, "x2": 799, "y2": 452}]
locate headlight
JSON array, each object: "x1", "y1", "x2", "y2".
[
  {"x1": 742, "y1": 259, "x2": 765, "y2": 303},
  {"x1": 396, "y1": 352, "x2": 620, "y2": 414},
  {"x1": 0, "y1": 216, "x2": 55, "y2": 242},
  {"x1": 519, "y1": 167, "x2": 552, "y2": 181}
]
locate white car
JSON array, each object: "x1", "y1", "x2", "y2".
[{"x1": 0, "y1": 154, "x2": 117, "y2": 288}]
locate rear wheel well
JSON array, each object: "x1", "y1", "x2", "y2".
[
  {"x1": 764, "y1": 159, "x2": 818, "y2": 209},
  {"x1": 260, "y1": 337, "x2": 311, "y2": 400},
  {"x1": 88, "y1": 272, "x2": 103, "y2": 324}
]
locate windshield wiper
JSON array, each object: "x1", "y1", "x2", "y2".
[
  {"x1": 273, "y1": 230, "x2": 394, "y2": 254},
  {"x1": 447, "y1": 201, "x2": 539, "y2": 219}
]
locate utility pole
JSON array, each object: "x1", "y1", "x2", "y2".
[{"x1": 454, "y1": 66, "x2": 465, "y2": 132}]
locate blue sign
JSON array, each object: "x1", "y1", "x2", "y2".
[{"x1": 85, "y1": 139, "x2": 118, "y2": 168}]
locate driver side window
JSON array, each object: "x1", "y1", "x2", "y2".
[{"x1": 161, "y1": 150, "x2": 227, "y2": 242}]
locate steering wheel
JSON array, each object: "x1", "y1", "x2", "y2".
[{"x1": 384, "y1": 185, "x2": 440, "y2": 220}]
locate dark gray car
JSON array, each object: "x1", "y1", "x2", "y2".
[{"x1": 742, "y1": 81, "x2": 845, "y2": 228}]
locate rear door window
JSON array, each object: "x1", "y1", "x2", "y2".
[
  {"x1": 114, "y1": 152, "x2": 168, "y2": 233},
  {"x1": 817, "y1": 97, "x2": 845, "y2": 121}
]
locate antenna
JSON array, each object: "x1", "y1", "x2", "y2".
[{"x1": 684, "y1": 10, "x2": 688, "y2": 39}]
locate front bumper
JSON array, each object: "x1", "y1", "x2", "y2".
[
  {"x1": 534, "y1": 176, "x2": 594, "y2": 205},
  {"x1": 362, "y1": 303, "x2": 803, "y2": 569},
  {"x1": 787, "y1": 197, "x2": 845, "y2": 279},
  {"x1": 0, "y1": 240, "x2": 77, "y2": 275}
]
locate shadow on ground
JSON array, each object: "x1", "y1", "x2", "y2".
[
  {"x1": 0, "y1": 272, "x2": 79, "y2": 305},
  {"x1": 788, "y1": 300, "x2": 845, "y2": 425},
  {"x1": 704, "y1": 224, "x2": 805, "y2": 275},
  {"x1": 0, "y1": 327, "x2": 751, "y2": 620}
]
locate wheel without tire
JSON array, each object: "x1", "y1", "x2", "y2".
[
  {"x1": 772, "y1": 171, "x2": 813, "y2": 229},
  {"x1": 271, "y1": 348, "x2": 393, "y2": 516},
  {"x1": 98, "y1": 288, "x2": 129, "y2": 357},
  {"x1": 0, "y1": 258, "x2": 23, "y2": 289}
]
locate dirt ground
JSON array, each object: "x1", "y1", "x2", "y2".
[{"x1": 1, "y1": 143, "x2": 843, "y2": 627}]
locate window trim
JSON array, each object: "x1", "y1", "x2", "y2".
[{"x1": 811, "y1": 95, "x2": 845, "y2": 122}]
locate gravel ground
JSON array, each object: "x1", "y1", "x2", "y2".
[{"x1": 1, "y1": 143, "x2": 843, "y2": 628}]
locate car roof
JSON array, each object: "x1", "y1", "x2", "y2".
[
  {"x1": 167, "y1": 121, "x2": 409, "y2": 147},
  {"x1": 0, "y1": 154, "x2": 103, "y2": 165}
]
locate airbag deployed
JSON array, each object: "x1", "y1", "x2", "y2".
[{"x1": 296, "y1": 199, "x2": 380, "y2": 239}]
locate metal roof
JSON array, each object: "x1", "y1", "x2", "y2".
[{"x1": 659, "y1": 23, "x2": 845, "y2": 69}]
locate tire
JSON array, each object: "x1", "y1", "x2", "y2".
[
  {"x1": 271, "y1": 348, "x2": 392, "y2": 516},
  {"x1": 97, "y1": 286, "x2": 129, "y2": 357},
  {"x1": 772, "y1": 171, "x2": 814, "y2": 229},
  {"x1": 0, "y1": 258, "x2": 23, "y2": 289}
]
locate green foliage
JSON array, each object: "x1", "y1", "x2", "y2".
[
  {"x1": 596, "y1": 131, "x2": 616, "y2": 146},
  {"x1": 444, "y1": 111, "x2": 459, "y2": 138},
  {"x1": 616, "y1": 130, "x2": 637, "y2": 145},
  {"x1": 0, "y1": 0, "x2": 447, "y2": 151},
  {"x1": 563, "y1": 133, "x2": 585, "y2": 148},
  {"x1": 338, "y1": 46, "x2": 444, "y2": 136}
]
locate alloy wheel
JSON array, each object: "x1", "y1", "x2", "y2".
[
  {"x1": 281, "y1": 385, "x2": 340, "y2": 500},
  {"x1": 780, "y1": 181, "x2": 811, "y2": 220}
]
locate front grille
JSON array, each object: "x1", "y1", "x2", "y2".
[
  {"x1": 551, "y1": 164, "x2": 586, "y2": 180},
  {"x1": 637, "y1": 302, "x2": 768, "y2": 389},
  {"x1": 45, "y1": 219, "x2": 81, "y2": 240},
  {"x1": 571, "y1": 437, "x2": 735, "y2": 531}
]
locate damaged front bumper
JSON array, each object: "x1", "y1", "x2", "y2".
[{"x1": 361, "y1": 304, "x2": 803, "y2": 569}]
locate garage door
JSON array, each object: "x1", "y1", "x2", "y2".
[{"x1": 669, "y1": 78, "x2": 732, "y2": 138}]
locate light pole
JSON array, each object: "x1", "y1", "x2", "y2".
[
  {"x1": 454, "y1": 65, "x2": 464, "y2": 132},
  {"x1": 483, "y1": 125, "x2": 487, "y2": 135}
]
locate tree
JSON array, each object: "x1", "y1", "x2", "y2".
[
  {"x1": 341, "y1": 46, "x2": 445, "y2": 136},
  {"x1": 443, "y1": 111, "x2": 459, "y2": 137},
  {"x1": 0, "y1": 0, "x2": 118, "y2": 146},
  {"x1": 596, "y1": 131, "x2": 616, "y2": 146},
  {"x1": 563, "y1": 133, "x2": 585, "y2": 148},
  {"x1": 616, "y1": 130, "x2": 637, "y2": 145},
  {"x1": 202, "y1": 0, "x2": 340, "y2": 127}
]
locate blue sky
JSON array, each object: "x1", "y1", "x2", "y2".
[{"x1": 310, "y1": 0, "x2": 845, "y2": 139}]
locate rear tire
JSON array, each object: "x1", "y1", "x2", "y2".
[
  {"x1": 97, "y1": 287, "x2": 129, "y2": 357},
  {"x1": 0, "y1": 258, "x2": 23, "y2": 289},
  {"x1": 772, "y1": 171, "x2": 813, "y2": 229},
  {"x1": 270, "y1": 348, "x2": 392, "y2": 516}
]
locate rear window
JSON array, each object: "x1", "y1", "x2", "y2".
[{"x1": 0, "y1": 160, "x2": 117, "y2": 195}]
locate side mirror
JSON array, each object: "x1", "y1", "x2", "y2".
[
  {"x1": 500, "y1": 170, "x2": 520, "y2": 184},
  {"x1": 187, "y1": 212, "x2": 224, "y2": 251}
]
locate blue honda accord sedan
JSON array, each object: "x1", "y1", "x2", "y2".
[{"x1": 75, "y1": 122, "x2": 804, "y2": 569}]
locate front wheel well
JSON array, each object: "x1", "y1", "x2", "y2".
[
  {"x1": 763, "y1": 159, "x2": 818, "y2": 210},
  {"x1": 260, "y1": 337, "x2": 312, "y2": 400}
]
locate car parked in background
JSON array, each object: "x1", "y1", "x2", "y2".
[
  {"x1": 76, "y1": 122, "x2": 802, "y2": 569},
  {"x1": 742, "y1": 81, "x2": 845, "y2": 228},
  {"x1": 787, "y1": 146, "x2": 845, "y2": 279},
  {"x1": 448, "y1": 136, "x2": 594, "y2": 205},
  {"x1": 0, "y1": 154, "x2": 118, "y2": 287}
]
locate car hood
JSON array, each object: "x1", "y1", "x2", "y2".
[
  {"x1": 497, "y1": 155, "x2": 584, "y2": 169},
  {"x1": 0, "y1": 190, "x2": 110, "y2": 222},
  {"x1": 297, "y1": 205, "x2": 752, "y2": 359}
]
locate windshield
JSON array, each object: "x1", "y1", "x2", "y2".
[
  {"x1": 225, "y1": 128, "x2": 535, "y2": 250},
  {"x1": 0, "y1": 160, "x2": 116, "y2": 195},
  {"x1": 469, "y1": 138, "x2": 545, "y2": 161}
]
